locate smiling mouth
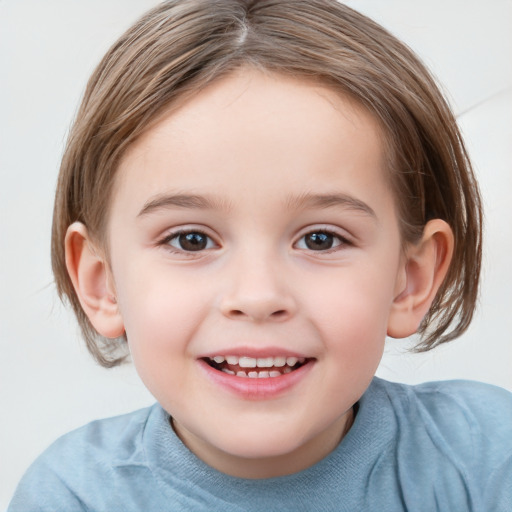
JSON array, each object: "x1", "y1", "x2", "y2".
[{"x1": 203, "y1": 355, "x2": 311, "y2": 378}]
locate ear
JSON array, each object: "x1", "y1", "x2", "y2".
[
  {"x1": 387, "y1": 219, "x2": 454, "y2": 339},
  {"x1": 65, "y1": 222, "x2": 125, "y2": 339}
]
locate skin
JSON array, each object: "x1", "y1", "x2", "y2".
[{"x1": 67, "y1": 68, "x2": 453, "y2": 479}]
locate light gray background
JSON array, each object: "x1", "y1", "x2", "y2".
[{"x1": 1, "y1": 1, "x2": 511, "y2": 507}]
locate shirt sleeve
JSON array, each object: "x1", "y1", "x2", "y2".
[
  {"x1": 7, "y1": 457, "x2": 87, "y2": 512},
  {"x1": 415, "y1": 379, "x2": 512, "y2": 511},
  {"x1": 483, "y1": 451, "x2": 512, "y2": 512}
]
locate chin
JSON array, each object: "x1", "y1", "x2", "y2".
[{"x1": 211, "y1": 423, "x2": 313, "y2": 460}]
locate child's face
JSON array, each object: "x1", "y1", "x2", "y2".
[{"x1": 107, "y1": 69, "x2": 406, "y2": 477}]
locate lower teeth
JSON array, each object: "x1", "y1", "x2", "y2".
[{"x1": 221, "y1": 368, "x2": 292, "y2": 378}]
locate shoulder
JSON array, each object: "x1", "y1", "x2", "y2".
[
  {"x1": 377, "y1": 378, "x2": 512, "y2": 435},
  {"x1": 376, "y1": 376, "x2": 512, "y2": 410},
  {"x1": 8, "y1": 405, "x2": 157, "y2": 512},
  {"x1": 371, "y1": 378, "x2": 512, "y2": 509},
  {"x1": 42, "y1": 404, "x2": 154, "y2": 470}
]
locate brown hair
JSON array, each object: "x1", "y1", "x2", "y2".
[{"x1": 51, "y1": 0, "x2": 482, "y2": 367}]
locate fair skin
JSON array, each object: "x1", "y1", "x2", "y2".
[{"x1": 66, "y1": 69, "x2": 453, "y2": 479}]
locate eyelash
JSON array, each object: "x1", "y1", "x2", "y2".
[
  {"x1": 157, "y1": 228, "x2": 352, "y2": 255},
  {"x1": 158, "y1": 229, "x2": 217, "y2": 255},
  {"x1": 295, "y1": 229, "x2": 352, "y2": 253}
]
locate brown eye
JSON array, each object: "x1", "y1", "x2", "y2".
[
  {"x1": 304, "y1": 232, "x2": 334, "y2": 250},
  {"x1": 296, "y1": 231, "x2": 345, "y2": 252},
  {"x1": 168, "y1": 231, "x2": 214, "y2": 252}
]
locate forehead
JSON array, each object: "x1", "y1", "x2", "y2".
[{"x1": 112, "y1": 68, "x2": 393, "y2": 219}]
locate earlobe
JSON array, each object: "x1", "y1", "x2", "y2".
[
  {"x1": 387, "y1": 219, "x2": 454, "y2": 339},
  {"x1": 65, "y1": 222, "x2": 125, "y2": 339}
]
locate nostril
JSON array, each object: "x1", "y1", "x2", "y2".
[{"x1": 226, "y1": 308, "x2": 289, "y2": 321}]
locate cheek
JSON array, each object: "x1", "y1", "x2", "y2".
[
  {"x1": 305, "y1": 261, "x2": 397, "y2": 353},
  {"x1": 115, "y1": 263, "x2": 211, "y2": 357},
  {"x1": 116, "y1": 270, "x2": 210, "y2": 406}
]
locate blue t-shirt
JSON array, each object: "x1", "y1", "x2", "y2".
[{"x1": 8, "y1": 378, "x2": 512, "y2": 511}]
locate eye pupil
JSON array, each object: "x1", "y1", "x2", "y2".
[
  {"x1": 305, "y1": 232, "x2": 333, "y2": 250},
  {"x1": 179, "y1": 232, "x2": 207, "y2": 251}
]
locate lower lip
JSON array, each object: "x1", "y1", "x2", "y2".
[{"x1": 198, "y1": 359, "x2": 315, "y2": 400}]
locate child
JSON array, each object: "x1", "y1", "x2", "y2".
[{"x1": 8, "y1": 0, "x2": 512, "y2": 510}]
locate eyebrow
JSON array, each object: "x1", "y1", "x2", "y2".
[
  {"x1": 137, "y1": 193, "x2": 231, "y2": 217},
  {"x1": 137, "y1": 191, "x2": 376, "y2": 219},
  {"x1": 285, "y1": 192, "x2": 377, "y2": 219}
]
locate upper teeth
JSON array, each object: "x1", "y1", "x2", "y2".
[{"x1": 210, "y1": 355, "x2": 304, "y2": 368}]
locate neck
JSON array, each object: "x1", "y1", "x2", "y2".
[{"x1": 172, "y1": 406, "x2": 355, "y2": 479}]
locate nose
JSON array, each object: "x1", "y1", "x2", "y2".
[{"x1": 219, "y1": 253, "x2": 297, "y2": 323}]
